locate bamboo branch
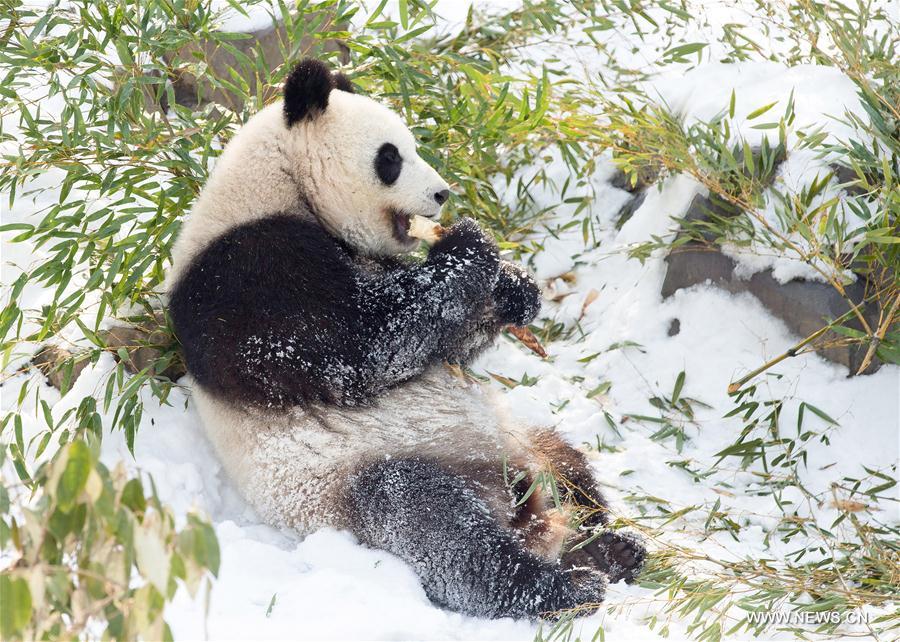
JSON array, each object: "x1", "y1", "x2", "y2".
[
  {"x1": 856, "y1": 291, "x2": 900, "y2": 376},
  {"x1": 727, "y1": 307, "x2": 857, "y2": 394}
]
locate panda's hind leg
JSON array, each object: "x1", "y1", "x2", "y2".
[
  {"x1": 528, "y1": 430, "x2": 647, "y2": 584},
  {"x1": 347, "y1": 457, "x2": 605, "y2": 619}
]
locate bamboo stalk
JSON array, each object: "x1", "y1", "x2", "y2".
[
  {"x1": 727, "y1": 308, "x2": 857, "y2": 394},
  {"x1": 856, "y1": 291, "x2": 899, "y2": 375}
]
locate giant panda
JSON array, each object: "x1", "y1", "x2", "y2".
[{"x1": 168, "y1": 59, "x2": 645, "y2": 620}]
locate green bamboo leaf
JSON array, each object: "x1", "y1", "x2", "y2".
[
  {"x1": 867, "y1": 479, "x2": 897, "y2": 495},
  {"x1": 671, "y1": 371, "x2": 685, "y2": 404},
  {"x1": 803, "y1": 403, "x2": 837, "y2": 425},
  {"x1": 746, "y1": 101, "x2": 777, "y2": 120},
  {"x1": 399, "y1": 0, "x2": 408, "y2": 29},
  {"x1": 191, "y1": 517, "x2": 221, "y2": 576},
  {"x1": 662, "y1": 42, "x2": 707, "y2": 61},
  {"x1": 0, "y1": 575, "x2": 31, "y2": 639},
  {"x1": 587, "y1": 381, "x2": 612, "y2": 398},
  {"x1": 121, "y1": 478, "x2": 147, "y2": 515},
  {"x1": 0, "y1": 224, "x2": 33, "y2": 233},
  {"x1": 56, "y1": 440, "x2": 92, "y2": 509}
]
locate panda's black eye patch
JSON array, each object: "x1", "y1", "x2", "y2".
[{"x1": 375, "y1": 143, "x2": 403, "y2": 186}]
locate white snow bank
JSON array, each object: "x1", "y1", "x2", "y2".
[
  {"x1": 652, "y1": 62, "x2": 870, "y2": 284},
  {"x1": 210, "y1": 1, "x2": 281, "y2": 33}
]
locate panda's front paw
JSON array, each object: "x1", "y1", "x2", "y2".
[
  {"x1": 493, "y1": 262, "x2": 542, "y2": 326},
  {"x1": 583, "y1": 530, "x2": 646, "y2": 584},
  {"x1": 431, "y1": 218, "x2": 497, "y2": 260}
]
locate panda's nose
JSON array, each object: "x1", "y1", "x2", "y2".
[{"x1": 433, "y1": 189, "x2": 450, "y2": 205}]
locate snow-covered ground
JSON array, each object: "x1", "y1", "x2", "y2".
[
  {"x1": 2, "y1": 1, "x2": 898, "y2": 641},
  {"x1": 5, "y1": 167, "x2": 897, "y2": 640}
]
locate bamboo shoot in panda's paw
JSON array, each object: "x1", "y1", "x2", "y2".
[{"x1": 408, "y1": 215, "x2": 446, "y2": 244}]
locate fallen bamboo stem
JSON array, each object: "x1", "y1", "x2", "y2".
[{"x1": 727, "y1": 307, "x2": 858, "y2": 394}]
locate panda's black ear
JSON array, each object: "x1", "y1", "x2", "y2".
[
  {"x1": 332, "y1": 73, "x2": 355, "y2": 94},
  {"x1": 283, "y1": 59, "x2": 334, "y2": 126}
]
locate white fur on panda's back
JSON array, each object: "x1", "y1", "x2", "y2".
[
  {"x1": 168, "y1": 104, "x2": 298, "y2": 288},
  {"x1": 194, "y1": 366, "x2": 524, "y2": 532}
]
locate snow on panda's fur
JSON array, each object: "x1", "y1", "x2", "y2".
[{"x1": 168, "y1": 59, "x2": 645, "y2": 619}]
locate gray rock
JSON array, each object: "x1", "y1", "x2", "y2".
[
  {"x1": 662, "y1": 242, "x2": 880, "y2": 373},
  {"x1": 609, "y1": 165, "x2": 660, "y2": 194},
  {"x1": 32, "y1": 346, "x2": 90, "y2": 391},
  {"x1": 610, "y1": 165, "x2": 655, "y2": 228},
  {"x1": 166, "y1": 17, "x2": 348, "y2": 112},
  {"x1": 33, "y1": 312, "x2": 185, "y2": 391},
  {"x1": 615, "y1": 190, "x2": 646, "y2": 229},
  {"x1": 829, "y1": 163, "x2": 867, "y2": 197},
  {"x1": 667, "y1": 318, "x2": 680, "y2": 336},
  {"x1": 129, "y1": 13, "x2": 348, "y2": 113},
  {"x1": 678, "y1": 193, "x2": 742, "y2": 241},
  {"x1": 657, "y1": 144, "x2": 882, "y2": 375},
  {"x1": 102, "y1": 314, "x2": 185, "y2": 380}
]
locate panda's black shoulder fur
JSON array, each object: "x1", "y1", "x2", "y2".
[
  {"x1": 169, "y1": 214, "x2": 358, "y2": 407},
  {"x1": 168, "y1": 213, "x2": 540, "y2": 409}
]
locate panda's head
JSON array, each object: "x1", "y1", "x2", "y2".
[{"x1": 282, "y1": 59, "x2": 450, "y2": 256}]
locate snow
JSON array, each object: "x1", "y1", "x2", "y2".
[
  {"x1": 650, "y1": 62, "x2": 870, "y2": 284},
  {"x1": 210, "y1": 1, "x2": 283, "y2": 33},
  {"x1": 2, "y1": 1, "x2": 898, "y2": 640}
]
